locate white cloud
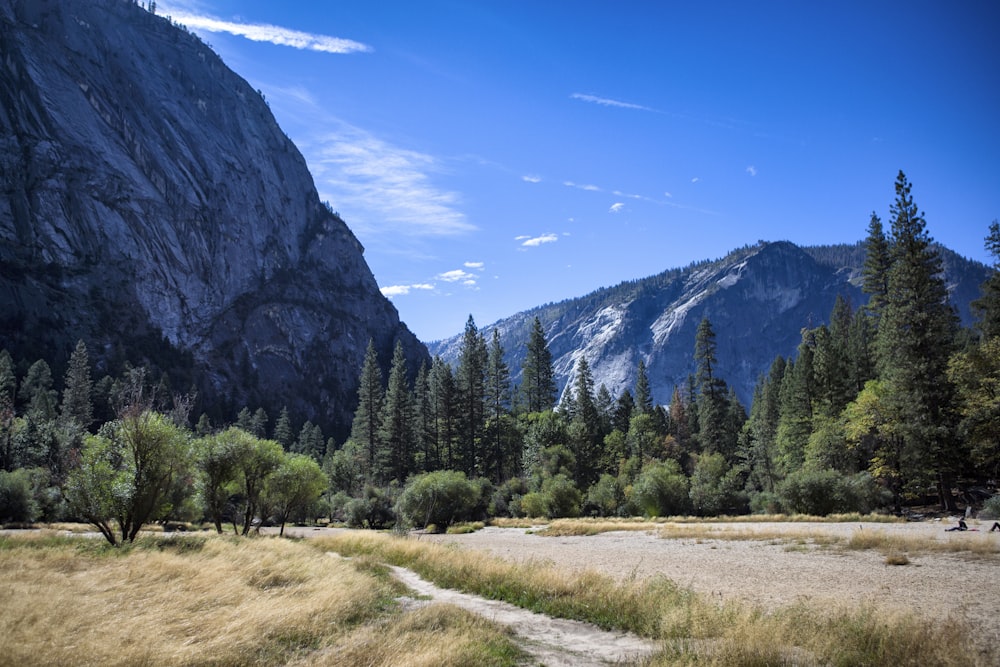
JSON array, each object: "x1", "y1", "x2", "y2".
[
  {"x1": 522, "y1": 175, "x2": 542, "y2": 183},
  {"x1": 564, "y1": 181, "x2": 601, "y2": 192},
  {"x1": 609, "y1": 202, "x2": 625, "y2": 213},
  {"x1": 437, "y1": 269, "x2": 475, "y2": 282},
  {"x1": 520, "y1": 233, "x2": 558, "y2": 247},
  {"x1": 167, "y1": 12, "x2": 373, "y2": 54},
  {"x1": 308, "y1": 120, "x2": 473, "y2": 237},
  {"x1": 464, "y1": 261, "x2": 485, "y2": 270},
  {"x1": 570, "y1": 93, "x2": 656, "y2": 112},
  {"x1": 691, "y1": 177, "x2": 700, "y2": 183},
  {"x1": 746, "y1": 165, "x2": 757, "y2": 176},
  {"x1": 380, "y1": 283, "x2": 434, "y2": 297},
  {"x1": 664, "y1": 192, "x2": 673, "y2": 198}
]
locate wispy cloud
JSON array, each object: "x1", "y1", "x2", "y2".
[
  {"x1": 609, "y1": 202, "x2": 625, "y2": 213},
  {"x1": 437, "y1": 269, "x2": 476, "y2": 283},
  {"x1": 464, "y1": 261, "x2": 485, "y2": 270},
  {"x1": 691, "y1": 177, "x2": 700, "y2": 183},
  {"x1": 746, "y1": 165, "x2": 757, "y2": 176},
  {"x1": 564, "y1": 181, "x2": 602, "y2": 192},
  {"x1": 522, "y1": 175, "x2": 542, "y2": 183},
  {"x1": 167, "y1": 11, "x2": 373, "y2": 54},
  {"x1": 306, "y1": 120, "x2": 474, "y2": 237},
  {"x1": 381, "y1": 283, "x2": 434, "y2": 297},
  {"x1": 571, "y1": 93, "x2": 657, "y2": 113},
  {"x1": 519, "y1": 233, "x2": 559, "y2": 248}
]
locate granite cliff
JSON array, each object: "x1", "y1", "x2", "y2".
[{"x1": 0, "y1": 0, "x2": 426, "y2": 437}]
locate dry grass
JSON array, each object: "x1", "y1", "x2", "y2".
[
  {"x1": 846, "y1": 528, "x2": 1000, "y2": 557},
  {"x1": 0, "y1": 533, "x2": 522, "y2": 667},
  {"x1": 321, "y1": 530, "x2": 990, "y2": 667}
]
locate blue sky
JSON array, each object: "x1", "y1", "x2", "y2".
[{"x1": 158, "y1": 1, "x2": 1000, "y2": 342}]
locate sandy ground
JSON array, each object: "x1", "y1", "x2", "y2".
[{"x1": 413, "y1": 520, "x2": 1000, "y2": 649}]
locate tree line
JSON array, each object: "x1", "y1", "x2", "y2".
[{"x1": 2, "y1": 171, "x2": 998, "y2": 537}]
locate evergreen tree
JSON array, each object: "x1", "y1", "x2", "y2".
[
  {"x1": 455, "y1": 316, "x2": 487, "y2": 476},
  {"x1": 0, "y1": 350, "x2": 15, "y2": 472},
  {"x1": 19, "y1": 360, "x2": 57, "y2": 421},
  {"x1": 235, "y1": 407, "x2": 254, "y2": 433},
  {"x1": 972, "y1": 220, "x2": 1000, "y2": 339},
  {"x1": 250, "y1": 408, "x2": 269, "y2": 438},
  {"x1": 876, "y1": 171, "x2": 959, "y2": 509},
  {"x1": 634, "y1": 359, "x2": 653, "y2": 415},
  {"x1": 294, "y1": 421, "x2": 325, "y2": 461},
  {"x1": 742, "y1": 357, "x2": 785, "y2": 495},
  {"x1": 521, "y1": 316, "x2": 556, "y2": 413},
  {"x1": 694, "y1": 318, "x2": 732, "y2": 457},
  {"x1": 350, "y1": 340, "x2": 384, "y2": 477},
  {"x1": 273, "y1": 406, "x2": 295, "y2": 450},
  {"x1": 411, "y1": 361, "x2": 433, "y2": 473},
  {"x1": 862, "y1": 212, "x2": 891, "y2": 319},
  {"x1": 378, "y1": 341, "x2": 415, "y2": 483},
  {"x1": 611, "y1": 389, "x2": 635, "y2": 434},
  {"x1": 0, "y1": 350, "x2": 14, "y2": 407},
  {"x1": 484, "y1": 329, "x2": 514, "y2": 482},
  {"x1": 60, "y1": 340, "x2": 93, "y2": 430},
  {"x1": 775, "y1": 335, "x2": 814, "y2": 474},
  {"x1": 429, "y1": 356, "x2": 457, "y2": 470},
  {"x1": 567, "y1": 357, "x2": 601, "y2": 488}
]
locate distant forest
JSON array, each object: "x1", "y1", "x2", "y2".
[{"x1": 2, "y1": 172, "x2": 999, "y2": 541}]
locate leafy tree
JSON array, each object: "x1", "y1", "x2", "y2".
[
  {"x1": 324, "y1": 439, "x2": 366, "y2": 497},
  {"x1": 232, "y1": 433, "x2": 284, "y2": 535},
  {"x1": 194, "y1": 427, "x2": 250, "y2": 533},
  {"x1": 60, "y1": 340, "x2": 93, "y2": 431},
  {"x1": 395, "y1": 469, "x2": 481, "y2": 530},
  {"x1": 631, "y1": 459, "x2": 689, "y2": 517},
  {"x1": 264, "y1": 453, "x2": 328, "y2": 536},
  {"x1": 350, "y1": 340, "x2": 384, "y2": 477},
  {"x1": 948, "y1": 337, "x2": 1000, "y2": 482},
  {"x1": 521, "y1": 316, "x2": 556, "y2": 413},
  {"x1": 0, "y1": 468, "x2": 38, "y2": 523},
  {"x1": 64, "y1": 410, "x2": 191, "y2": 546},
  {"x1": 585, "y1": 473, "x2": 626, "y2": 517},
  {"x1": 842, "y1": 380, "x2": 907, "y2": 513},
  {"x1": 689, "y1": 451, "x2": 745, "y2": 516}
]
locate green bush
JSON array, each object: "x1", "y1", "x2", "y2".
[
  {"x1": 0, "y1": 468, "x2": 38, "y2": 524},
  {"x1": 344, "y1": 485, "x2": 396, "y2": 529},
  {"x1": 980, "y1": 494, "x2": 1000, "y2": 519},
  {"x1": 584, "y1": 473, "x2": 626, "y2": 517},
  {"x1": 395, "y1": 470, "x2": 482, "y2": 530},
  {"x1": 518, "y1": 492, "x2": 548, "y2": 518},
  {"x1": 541, "y1": 474, "x2": 581, "y2": 518},
  {"x1": 631, "y1": 460, "x2": 689, "y2": 517}
]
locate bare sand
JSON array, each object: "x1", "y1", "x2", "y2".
[{"x1": 417, "y1": 519, "x2": 1000, "y2": 648}]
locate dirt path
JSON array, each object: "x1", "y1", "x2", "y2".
[{"x1": 388, "y1": 564, "x2": 659, "y2": 666}]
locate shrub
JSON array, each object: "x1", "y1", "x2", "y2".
[
  {"x1": 584, "y1": 473, "x2": 626, "y2": 517},
  {"x1": 518, "y1": 492, "x2": 548, "y2": 518},
  {"x1": 541, "y1": 474, "x2": 581, "y2": 518},
  {"x1": 490, "y1": 477, "x2": 528, "y2": 517},
  {"x1": 395, "y1": 470, "x2": 482, "y2": 530},
  {"x1": 0, "y1": 468, "x2": 38, "y2": 523},
  {"x1": 345, "y1": 485, "x2": 396, "y2": 529},
  {"x1": 778, "y1": 468, "x2": 890, "y2": 516},
  {"x1": 631, "y1": 460, "x2": 690, "y2": 517},
  {"x1": 980, "y1": 494, "x2": 1000, "y2": 519}
]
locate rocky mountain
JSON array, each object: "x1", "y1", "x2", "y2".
[
  {"x1": 0, "y1": 0, "x2": 427, "y2": 437},
  {"x1": 428, "y1": 241, "x2": 989, "y2": 408}
]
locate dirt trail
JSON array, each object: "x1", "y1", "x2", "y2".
[{"x1": 388, "y1": 564, "x2": 659, "y2": 666}]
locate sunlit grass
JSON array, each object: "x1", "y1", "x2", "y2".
[
  {"x1": 847, "y1": 528, "x2": 1000, "y2": 557},
  {"x1": 319, "y1": 530, "x2": 989, "y2": 666},
  {"x1": 0, "y1": 533, "x2": 523, "y2": 666}
]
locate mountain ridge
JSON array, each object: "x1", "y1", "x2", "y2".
[{"x1": 428, "y1": 240, "x2": 988, "y2": 407}]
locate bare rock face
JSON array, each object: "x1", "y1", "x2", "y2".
[{"x1": 0, "y1": 0, "x2": 426, "y2": 436}]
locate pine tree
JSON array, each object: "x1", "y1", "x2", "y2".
[
  {"x1": 743, "y1": 357, "x2": 785, "y2": 494},
  {"x1": 60, "y1": 340, "x2": 93, "y2": 430},
  {"x1": 634, "y1": 359, "x2": 653, "y2": 415},
  {"x1": 378, "y1": 341, "x2": 415, "y2": 483},
  {"x1": 484, "y1": 329, "x2": 513, "y2": 482},
  {"x1": 294, "y1": 421, "x2": 325, "y2": 461},
  {"x1": 273, "y1": 406, "x2": 295, "y2": 450},
  {"x1": 19, "y1": 359, "x2": 57, "y2": 420},
  {"x1": 862, "y1": 212, "x2": 891, "y2": 319},
  {"x1": 876, "y1": 171, "x2": 959, "y2": 509},
  {"x1": 521, "y1": 316, "x2": 556, "y2": 413},
  {"x1": 775, "y1": 334, "x2": 814, "y2": 474},
  {"x1": 250, "y1": 408, "x2": 269, "y2": 438},
  {"x1": 411, "y1": 361, "x2": 432, "y2": 473},
  {"x1": 350, "y1": 340, "x2": 384, "y2": 478},
  {"x1": 694, "y1": 318, "x2": 732, "y2": 457},
  {"x1": 0, "y1": 350, "x2": 14, "y2": 406},
  {"x1": 429, "y1": 356, "x2": 457, "y2": 470},
  {"x1": 567, "y1": 357, "x2": 601, "y2": 488},
  {"x1": 455, "y1": 316, "x2": 487, "y2": 476},
  {"x1": 972, "y1": 220, "x2": 1000, "y2": 339}
]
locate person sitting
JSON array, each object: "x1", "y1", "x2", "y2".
[
  {"x1": 991, "y1": 522, "x2": 1000, "y2": 532},
  {"x1": 945, "y1": 518, "x2": 968, "y2": 532}
]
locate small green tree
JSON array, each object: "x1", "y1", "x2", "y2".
[
  {"x1": 631, "y1": 459, "x2": 690, "y2": 517},
  {"x1": 64, "y1": 410, "x2": 191, "y2": 546},
  {"x1": 264, "y1": 453, "x2": 328, "y2": 536}
]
